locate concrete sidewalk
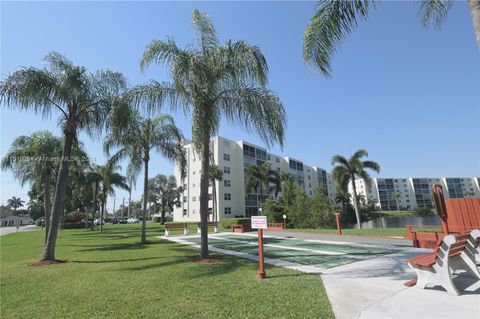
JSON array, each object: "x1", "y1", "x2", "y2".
[
  {"x1": 320, "y1": 247, "x2": 480, "y2": 319},
  {"x1": 0, "y1": 225, "x2": 39, "y2": 236}
]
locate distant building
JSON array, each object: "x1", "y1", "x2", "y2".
[
  {"x1": 1, "y1": 215, "x2": 33, "y2": 227},
  {"x1": 349, "y1": 177, "x2": 480, "y2": 211},
  {"x1": 173, "y1": 136, "x2": 335, "y2": 222}
]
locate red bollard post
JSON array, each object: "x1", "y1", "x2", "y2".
[
  {"x1": 257, "y1": 229, "x2": 266, "y2": 279},
  {"x1": 334, "y1": 212, "x2": 342, "y2": 236}
]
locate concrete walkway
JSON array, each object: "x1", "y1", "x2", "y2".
[
  {"x1": 167, "y1": 231, "x2": 480, "y2": 318},
  {"x1": 0, "y1": 225, "x2": 39, "y2": 236}
]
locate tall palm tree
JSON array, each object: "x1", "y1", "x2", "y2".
[
  {"x1": 389, "y1": 190, "x2": 402, "y2": 211},
  {"x1": 304, "y1": 0, "x2": 480, "y2": 76},
  {"x1": 280, "y1": 172, "x2": 296, "y2": 207},
  {"x1": 97, "y1": 162, "x2": 129, "y2": 232},
  {"x1": 131, "y1": 10, "x2": 286, "y2": 258},
  {"x1": 7, "y1": 196, "x2": 25, "y2": 212},
  {"x1": 85, "y1": 164, "x2": 102, "y2": 230},
  {"x1": 0, "y1": 52, "x2": 125, "y2": 261},
  {"x1": 209, "y1": 165, "x2": 223, "y2": 223},
  {"x1": 246, "y1": 162, "x2": 281, "y2": 213},
  {"x1": 1, "y1": 131, "x2": 63, "y2": 242},
  {"x1": 149, "y1": 175, "x2": 183, "y2": 224},
  {"x1": 105, "y1": 104, "x2": 186, "y2": 243},
  {"x1": 331, "y1": 149, "x2": 380, "y2": 229}
]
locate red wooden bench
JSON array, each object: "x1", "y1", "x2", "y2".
[
  {"x1": 231, "y1": 224, "x2": 252, "y2": 233},
  {"x1": 164, "y1": 223, "x2": 188, "y2": 237},
  {"x1": 197, "y1": 221, "x2": 218, "y2": 234},
  {"x1": 407, "y1": 232, "x2": 480, "y2": 295},
  {"x1": 405, "y1": 184, "x2": 480, "y2": 248}
]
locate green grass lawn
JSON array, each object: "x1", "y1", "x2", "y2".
[
  {"x1": 1, "y1": 224, "x2": 334, "y2": 319},
  {"x1": 289, "y1": 227, "x2": 407, "y2": 237}
]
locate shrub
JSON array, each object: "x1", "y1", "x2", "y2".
[
  {"x1": 262, "y1": 198, "x2": 285, "y2": 223},
  {"x1": 64, "y1": 212, "x2": 86, "y2": 223},
  {"x1": 415, "y1": 208, "x2": 435, "y2": 216},
  {"x1": 62, "y1": 221, "x2": 85, "y2": 229},
  {"x1": 152, "y1": 216, "x2": 161, "y2": 223},
  {"x1": 221, "y1": 218, "x2": 250, "y2": 229}
]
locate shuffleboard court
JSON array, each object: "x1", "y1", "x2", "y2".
[{"x1": 165, "y1": 232, "x2": 397, "y2": 270}]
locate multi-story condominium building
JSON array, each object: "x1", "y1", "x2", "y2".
[
  {"x1": 173, "y1": 136, "x2": 335, "y2": 222},
  {"x1": 350, "y1": 177, "x2": 480, "y2": 211}
]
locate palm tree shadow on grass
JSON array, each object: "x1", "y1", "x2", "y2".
[{"x1": 70, "y1": 256, "x2": 169, "y2": 264}]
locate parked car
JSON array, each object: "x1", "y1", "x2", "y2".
[
  {"x1": 127, "y1": 218, "x2": 140, "y2": 224},
  {"x1": 112, "y1": 217, "x2": 128, "y2": 224},
  {"x1": 93, "y1": 219, "x2": 105, "y2": 226}
]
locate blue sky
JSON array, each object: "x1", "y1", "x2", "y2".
[{"x1": 1, "y1": 1, "x2": 478, "y2": 210}]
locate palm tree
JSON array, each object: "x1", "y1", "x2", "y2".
[
  {"x1": 131, "y1": 10, "x2": 286, "y2": 258},
  {"x1": 304, "y1": 0, "x2": 480, "y2": 76},
  {"x1": 389, "y1": 190, "x2": 402, "y2": 211},
  {"x1": 209, "y1": 165, "x2": 223, "y2": 223},
  {"x1": 246, "y1": 162, "x2": 281, "y2": 213},
  {"x1": 85, "y1": 164, "x2": 102, "y2": 230},
  {"x1": 0, "y1": 52, "x2": 125, "y2": 261},
  {"x1": 1, "y1": 131, "x2": 63, "y2": 242},
  {"x1": 280, "y1": 172, "x2": 296, "y2": 207},
  {"x1": 7, "y1": 196, "x2": 25, "y2": 213},
  {"x1": 334, "y1": 192, "x2": 351, "y2": 215},
  {"x1": 331, "y1": 149, "x2": 380, "y2": 229},
  {"x1": 97, "y1": 162, "x2": 129, "y2": 232},
  {"x1": 149, "y1": 175, "x2": 183, "y2": 224},
  {"x1": 105, "y1": 105, "x2": 186, "y2": 243}
]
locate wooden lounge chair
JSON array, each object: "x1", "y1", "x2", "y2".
[{"x1": 407, "y1": 233, "x2": 480, "y2": 296}]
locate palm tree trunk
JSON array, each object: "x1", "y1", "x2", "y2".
[
  {"x1": 258, "y1": 187, "x2": 263, "y2": 215},
  {"x1": 468, "y1": 0, "x2": 480, "y2": 48},
  {"x1": 41, "y1": 129, "x2": 75, "y2": 261},
  {"x1": 161, "y1": 203, "x2": 166, "y2": 225},
  {"x1": 350, "y1": 176, "x2": 362, "y2": 229},
  {"x1": 91, "y1": 185, "x2": 97, "y2": 231},
  {"x1": 100, "y1": 199, "x2": 105, "y2": 232},
  {"x1": 141, "y1": 157, "x2": 149, "y2": 244},
  {"x1": 212, "y1": 181, "x2": 217, "y2": 224},
  {"x1": 199, "y1": 138, "x2": 210, "y2": 259},
  {"x1": 128, "y1": 182, "x2": 132, "y2": 218},
  {"x1": 43, "y1": 175, "x2": 51, "y2": 245}
]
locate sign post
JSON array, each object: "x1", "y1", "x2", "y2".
[
  {"x1": 251, "y1": 215, "x2": 267, "y2": 279},
  {"x1": 334, "y1": 212, "x2": 342, "y2": 236}
]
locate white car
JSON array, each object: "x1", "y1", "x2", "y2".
[
  {"x1": 93, "y1": 219, "x2": 105, "y2": 225},
  {"x1": 127, "y1": 218, "x2": 140, "y2": 224}
]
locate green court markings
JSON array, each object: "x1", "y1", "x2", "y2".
[{"x1": 183, "y1": 235, "x2": 395, "y2": 269}]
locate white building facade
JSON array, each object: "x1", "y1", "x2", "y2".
[
  {"x1": 349, "y1": 177, "x2": 480, "y2": 211},
  {"x1": 173, "y1": 136, "x2": 335, "y2": 222}
]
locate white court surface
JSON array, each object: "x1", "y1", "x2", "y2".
[{"x1": 164, "y1": 232, "x2": 480, "y2": 319}]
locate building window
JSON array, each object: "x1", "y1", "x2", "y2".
[
  {"x1": 224, "y1": 193, "x2": 231, "y2": 200},
  {"x1": 308, "y1": 175, "x2": 311, "y2": 180},
  {"x1": 183, "y1": 196, "x2": 187, "y2": 203},
  {"x1": 183, "y1": 209, "x2": 187, "y2": 215},
  {"x1": 183, "y1": 183, "x2": 187, "y2": 188},
  {"x1": 223, "y1": 141, "x2": 230, "y2": 149},
  {"x1": 192, "y1": 196, "x2": 196, "y2": 202},
  {"x1": 309, "y1": 183, "x2": 312, "y2": 188},
  {"x1": 223, "y1": 154, "x2": 230, "y2": 161},
  {"x1": 224, "y1": 166, "x2": 230, "y2": 174},
  {"x1": 208, "y1": 194, "x2": 213, "y2": 200},
  {"x1": 224, "y1": 180, "x2": 231, "y2": 187},
  {"x1": 192, "y1": 184, "x2": 195, "y2": 188},
  {"x1": 224, "y1": 207, "x2": 232, "y2": 214},
  {"x1": 192, "y1": 171, "x2": 195, "y2": 175},
  {"x1": 276, "y1": 158, "x2": 280, "y2": 163}
]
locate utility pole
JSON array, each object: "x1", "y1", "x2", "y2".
[{"x1": 128, "y1": 180, "x2": 132, "y2": 218}]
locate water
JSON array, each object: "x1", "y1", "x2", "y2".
[{"x1": 348, "y1": 215, "x2": 442, "y2": 230}]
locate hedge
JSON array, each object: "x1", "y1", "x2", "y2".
[
  {"x1": 62, "y1": 221, "x2": 85, "y2": 229},
  {"x1": 221, "y1": 218, "x2": 251, "y2": 229}
]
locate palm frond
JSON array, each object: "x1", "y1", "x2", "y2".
[
  {"x1": 192, "y1": 9, "x2": 219, "y2": 53},
  {"x1": 304, "y1": 0, "x2": 374, "y2": 76},
  {"x1": 419, "y1": 0, "x2": 453, "y2": 30},
  {"x1": 216, "y1": 83, "x2": 286, "y2": 149}
]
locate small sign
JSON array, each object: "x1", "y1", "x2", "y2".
[{"x1": 251, "y1": 216, "x2": 267, "y2": 229}]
